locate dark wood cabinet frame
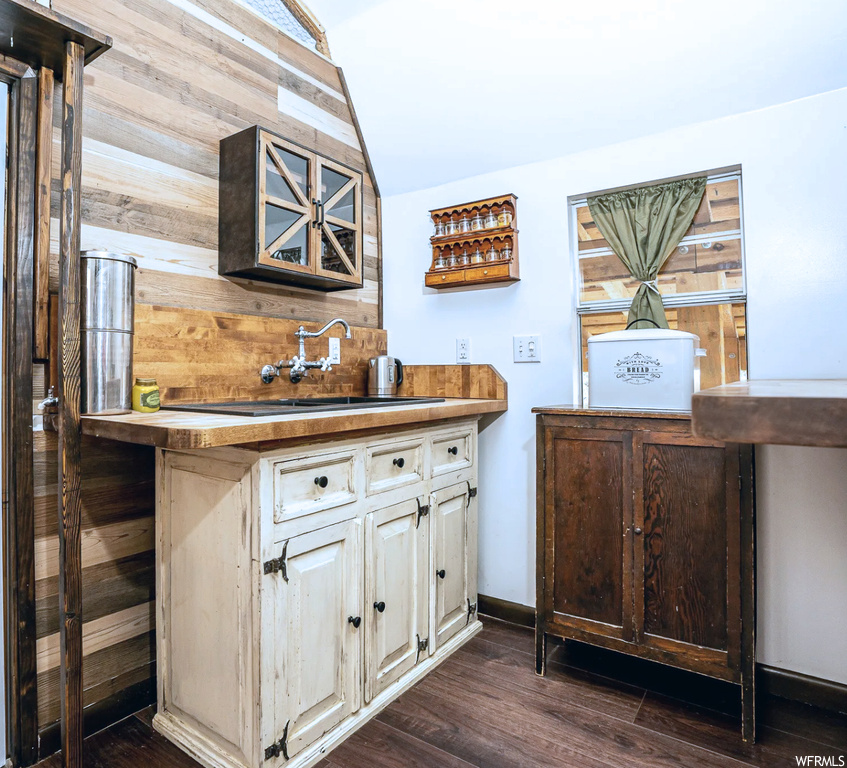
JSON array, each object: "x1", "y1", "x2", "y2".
[{"x1": 0, "y1": 2, "x2": 110, "y2": 765}]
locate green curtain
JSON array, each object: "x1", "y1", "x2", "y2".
[{"x1": 587, "y1": 177, "x2": 706, "y2": 329}]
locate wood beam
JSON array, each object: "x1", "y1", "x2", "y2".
[
  {"x1": 34, "y1": 66, "x2": 53, "y2": 362},
  {"x1": 57, "y1": 40, "x2": 85, "y2": 768},
  {"x1": 7, "y1": 68, "x2": 39, "y2": 767}
]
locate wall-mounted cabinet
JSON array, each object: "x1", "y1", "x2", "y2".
[
  {"x1": 219, "y1": 126, "x2": 364, "y2": 291},
  {"x1": 425, "y1": 194, "x2": 520, "y2": 289}
]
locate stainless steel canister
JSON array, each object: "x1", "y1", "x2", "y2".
[{"x1": 81, "y1": 251, "x2": 138, "y2": 414}]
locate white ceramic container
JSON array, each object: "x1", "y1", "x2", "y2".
[{"x1": 588, "y1": 328, "x2": 706, "y2": 411}]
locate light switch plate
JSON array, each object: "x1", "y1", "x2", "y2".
[
  {"x1": 514, "y1": 335, "x2": 541, "y2": 363},
  {"x1": 328, "y1": 337, "x2": 341, "y2": 365},
  {"x1": 456, "y1": 338, "x2": 471, "y2": 364}
]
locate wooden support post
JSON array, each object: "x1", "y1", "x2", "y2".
[
  {"x1": 34, "y1": 66, "x2": 54, "y2": 362},
  {"x1": 7, "y1": 68, "x2": 39, "y2": 768},
  {"x1": 58, "y1": 40, "x2": 85, "y2": 768}
]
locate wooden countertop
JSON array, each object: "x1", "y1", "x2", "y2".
[
  {"x1": 692, "y1": 379, "x2": 847, "y2": 447},
  {"x1": 532, "y1": 405, "x2": 690, "y2": 419},
  {"x1": 81, "y1": 398, "x2": 508, "y2": 450}
]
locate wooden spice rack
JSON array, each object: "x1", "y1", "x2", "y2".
[{"x1": 425, "y1": 194, "x2": 520, "y2": 289}]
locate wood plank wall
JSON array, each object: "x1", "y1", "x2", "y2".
[{"x1": 32, "y1": 0, "x2": 383, "y2": 752}]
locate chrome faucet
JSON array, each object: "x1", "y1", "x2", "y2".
[{"x1": 261, "y1": 318, "x2": 352, "y2": 384}]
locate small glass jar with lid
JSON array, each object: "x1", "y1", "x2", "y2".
[
  {"x1": 472, "y1": 246, "x2": 484, "y2": 263},
  {"x1": 433, "y1": 217, "x2": 445, "y2": 237},
  {"x1": 500, "y1": 244, "x2": 512, "y2": 262},
  {"x1": 470, "y1": 209, "x2": 483, "y2": 231},
  {"x1": 445, "y1": 216, "x2": 458, "y2": 236},
  {"x1": 459, "y1": 248, "x2": 470, "y2": 266},
  {"x1": 486, "y1": 243, "x2": 500, "y2": 262},
  {"x1": 433, "y1": 248, "x2": 447, "y2": 269},
  {"x1": 446, "y1": 247, "x2": 458, "y2": 268},
  {"x1": 458, "y1": 214, "x2": 471, "y2": 234},
  {"x1": 483, "y1": 208, "x2": 498, "y2": 229},
  {"x1": 498, "y1": 207, "x2": 513, "y2": 227}
]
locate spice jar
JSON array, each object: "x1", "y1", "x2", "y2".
[
  {"x1": 132, "y1": 377, "x2": 160, "y2": 413},
  {"x1": 459, "y1": 248, "x2": 470, "y2": 266},
  {"x1": 486, "y1": 244, "x2": 499, "y2": 262},
  {"x1": 483, "y1": 209, "x2": 498, "y2": 229},
  {"x1": 434, "y1": 249, "x2": 447, "y2": 269},
  {"x1": 445, "y1": 216, "x2": 458, "y2": 236},
  {"x1": 433, "y1": 217, "x2": 445, "y2": 237},
  {"x1": 458, "y1": 214, "x2": 471, "y2": 234},
  {"x1": 471, "y1": 213, "x2": 483, "y2": 231},
  {"x1": 471, "y1": 247, "x2": 485, "y2": 264},
  {"x1": 500, "y1": 245, "x2": 512, "y2": 262},
  {"x1": 446, "y1": 248, "x2": 458, "y2": 268},
  {"x1": 498, "y1": 207, "x2": 513, "y2": 227}
]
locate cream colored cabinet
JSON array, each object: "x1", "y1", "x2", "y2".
[
  {"x1": 365, "y1": 496, "x2": 429, "y2": 702},
  {"x1": 432, "y1": 481, "x2": 478, "y2": 651},
  {"x1": 271, "y1": 519, "x2": 362, "y2": 762},
  {"x1": 154, "y1": 419, "x2": 480, "y2": 768}
]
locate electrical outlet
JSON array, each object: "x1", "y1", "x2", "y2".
[
  {"x1": 513, "y1": 335, "x2": 541, "y2": 363},
  {"x1": 328, "y1": 337, "x2": 341, "y2": 365},
  {"x1": 456, "y1": 337, "x2": 471, "y2": 364}
]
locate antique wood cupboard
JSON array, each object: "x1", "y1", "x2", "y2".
[
  {"x1": 219, "y1": 126, "x2": 364, "y2": 291},
  {"x1": 533, "y1": 408, "x2": 756, "y2": 741},
  {"x1": 154, "y1": 419, "x2": 480, "y2": 768}
]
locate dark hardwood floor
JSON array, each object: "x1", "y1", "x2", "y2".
[{"x1": 35, "y1": 617, "x2": 847, "y2": 768}]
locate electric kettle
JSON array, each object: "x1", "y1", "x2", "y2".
[{"x1": 368, "y1": 356, "x2": 403, "y2": 397}]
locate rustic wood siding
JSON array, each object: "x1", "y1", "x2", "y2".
[{"x1": 33, "y1": 0, "x2": 382, "y2": 747}]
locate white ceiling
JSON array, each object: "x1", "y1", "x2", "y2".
[{"x1": 309, "y1": 0, "x2": 847, "y2": 197}]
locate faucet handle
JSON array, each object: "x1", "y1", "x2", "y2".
[
  {"x1": 319, "y1": 357, "x2": 332, "y2": 372},
  {"x1": 260, "y1": 365, "x2": 279, "y2": 384}
]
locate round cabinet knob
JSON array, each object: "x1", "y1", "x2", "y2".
[
  {"x1": 633, "y1": 527, "x2": 643, "y2": 535},
  {"x1": 436, "y1": 569, "x2": 446, "y2": 579},
  {"x1": 347, "y1": 616, "x2": 361, "y2": 628},
  {"x1": 483, "y1": 269, "x2": 488, "y2": 275},
  {"x1": 314, "y1": 476, "x2": 328, "y2": 488},
  {"x1": 441, "y1": 275, "x2": 446, "y2": 280},
  {"x1": 393, "y1": 457, "x2": 405, "y2": 468},
  {"x1": 448, "y1": 446, "x2": 458, "y2": 456},
  {"x1": 374, "y1": 601, "x2": 386, "y2": 613}
]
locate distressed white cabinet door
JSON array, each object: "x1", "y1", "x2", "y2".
[
  {"x1": 431, "y1": 481, "x2": 475, "y2": 651},
  {"x1": 271, "y1": 518, "x2": 362, "y2": 762},
  {"x1": 365, "y1": 497, "x2": 429, "y2": 702}
]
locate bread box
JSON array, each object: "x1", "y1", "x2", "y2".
[{"x1": 588, "y1": 328, "x2": 705, "y2": 411}]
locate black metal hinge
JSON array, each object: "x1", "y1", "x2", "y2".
[
  {"x1": 466, "y1": 598, "x2": 477, "y2": 626},
  {"x1": 415, "y1": 498, "x2": 430, "y2": 529},
  {"x1": 263, "y1": 539, "x2": 289, "y2": 582},
  {"x1": 466, "y1": 481, "x2": 477, "y2": 508},
  {"x1": 415, "y1": 633, "x2": 429, "y2": 663},
  {"x1": 264, "y1": 719, "x2": 290, "y2": 761}
]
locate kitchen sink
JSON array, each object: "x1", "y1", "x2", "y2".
[{"x1": 161, "y1": 396, "x2": 445, "y2": 417}]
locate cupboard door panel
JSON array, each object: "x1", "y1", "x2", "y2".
[
  {"x1": 432, "y1": 482, "x2": 471, "y2": 650},
  {"x1": 548, "y1": 429, "x2": 630, "y2": 637},
  {"x1": 273, "y1": 519, "x2": 361, "y2": 760},
  {"x1": 365, "y1": 497, "x2": 429, "y2": 702},
  {"x1": 314, "y1": 156, "x2": 363, "y2": 286},
  {"x1": 641, "y1": 439, "x2": 730, "y2": 651}
]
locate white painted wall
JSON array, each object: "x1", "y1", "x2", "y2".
[
  {"x1": 0, "y1": 80, "x2": 7, "y2": 760},
  {"x1": 382, "y1": 87, "x2": 847, "y2": 685}
]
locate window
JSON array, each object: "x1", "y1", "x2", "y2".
[{"x1": 570, "y1": 168, "x2": 747, "y2": 403}]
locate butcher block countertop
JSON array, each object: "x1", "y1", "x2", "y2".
[
  {"x1": 81, "y1": 397, "x2": 508, "y2": 450},
  {"x1": 692, "y1": 379, "x2": 847, "y2": 448}
]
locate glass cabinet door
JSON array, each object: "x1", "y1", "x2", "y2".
[
  {"x1": 315, "y1": 157, "x2": 362, "y2": 285},
  {"x1": 258, "y1": 137, "x2": 313, "y2": 272}
]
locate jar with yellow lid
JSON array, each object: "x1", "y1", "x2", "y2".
[{"x1": 132, "y1": 378, "x2": 160, "y2": 413}]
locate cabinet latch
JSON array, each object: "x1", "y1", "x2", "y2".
[
  {"x1": 263, "y1": 539, "x2": 289, "y2": 582},
  {"x1": 466, "y1": 482, "x2": 477, "y2": 508},
  {"x1": 415, "y1": 498, "x2": 430, "y2": 529},
  {"x1": 264, "y1": 719, "x2": 290, "y2": 761},
  {"x1": 466, "y1": 598, "x2": 477, "y2": 626},
  {"x1": 415, "y1": 633, "x2": 429, "y2": 663}
]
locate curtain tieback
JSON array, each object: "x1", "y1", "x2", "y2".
[{"x1": 641, "y1": 279, "x2": 660, "y2": 294}]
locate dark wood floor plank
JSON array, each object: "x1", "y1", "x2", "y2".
[
  {"x1": 635, "y1": 692, "x2": 847, "y2": 767},
  {"x1": 451, "y1": 636, "x2": 645, "y2": 723},
  {"x1": 326, "y1": 719, "x2": 479, "y2": 768},
  {"x1": 478, "y1": 616, "x2": 536, "y2": 655},
  {"x1": 759, "y1": 696, "x2": 847, "y2": 751}
]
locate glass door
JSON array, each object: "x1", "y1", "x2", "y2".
[
  {"x1": 258, "y1": 136, "x2": 313, "y2": 273},
  {"x1": 315, "y1": 157, "x2": 362, "y2": 286}
]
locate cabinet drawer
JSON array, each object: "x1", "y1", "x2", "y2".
[
  {"x1": 464, "y1": 263, "x2": 510, "y2": 281},
  {"x1": 366, "y1": 439, "x2": 424, "y2": 496},
  {"x1": 431, "y1": 430, "x2": 473, "y2": 477},
  {"x1": 273, "y1": 450, "x2": 357, "y2": 523},
  {"x1": 425, "y1": 269, "x2": 465, "y2": 287}
]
